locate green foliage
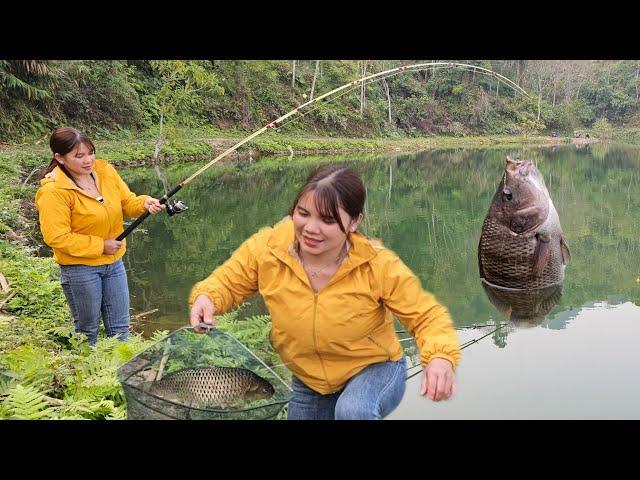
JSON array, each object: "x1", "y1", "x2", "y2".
[
  {"x1": 1, "y1": 60, "x2": 638, "y2": 143},
  {"x1": 148, "y1": 60, "x2": 223, "y2": 127},
  {"x1": 54, "y1": 61, "x2": 144, "y2": 133},
  {"x1": 612, "y1": 127, "x2": 640, "y2": 143},
  {"x1": 0, "y1": 242, "x2": 69, "y2": 321},
  {"x1": 593, "y1": 118, "x2": 614, "y2": 139},
  {"x1": 0, "y1": 153, "x2": 170, "y2": 418},
  {"x1": 2, "y1": 384, "x2": 56, "y2": 419}
]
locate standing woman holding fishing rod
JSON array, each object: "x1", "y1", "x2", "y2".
[
  {"x1": 35, "y1": 127, "x2": 165, "y2": 346},
  {"x1": 189, "y1": 165, "x2": 461, "y2": 420}
]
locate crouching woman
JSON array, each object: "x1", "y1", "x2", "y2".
[{"x1": 189, "y1": 165, "x2": 461, "y2": 419}]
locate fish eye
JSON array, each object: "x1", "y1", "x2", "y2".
[{"x1": 503, "y1": 189, "x2": 512, "y2": 201}]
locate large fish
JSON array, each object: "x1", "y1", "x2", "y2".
[
  {"x1": 145, "y1": 365, "x2": 275, "y2": 409},
  {"x1": 478, "y1": 157, "x2": 571, "y2": 289}
]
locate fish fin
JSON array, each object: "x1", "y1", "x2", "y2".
[
  {"x1": 560, "y1": 235, "x2": 571, "y2": 265},
  {"x1": 532, "y1": 233, "x2": 551, "y2": 276}
]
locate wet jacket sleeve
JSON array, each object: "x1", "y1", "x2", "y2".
[
  {"x1": 188, "y1": 227, "x2": 273, "y2": 314},
  {"x1": 35, "y1": 188, "x2": 104, "y2": 258},
  {"x1": 378, "y1": 250, "x2": 461, "y2": 369},
  {"x1": 109, "y1": 164, "x2": 149, "y2": 218}
]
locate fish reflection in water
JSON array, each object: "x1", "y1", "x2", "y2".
[{"x1": 481, "y1": 278, "x2": 563, "y2": 327}]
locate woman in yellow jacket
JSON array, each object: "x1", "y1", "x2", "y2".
[
  {"x1": 189, "y1": 165, "x2": 461, "y2": 419},
  {"x1": 36, "y1": 127, "x2": 164, "y2": 345}
]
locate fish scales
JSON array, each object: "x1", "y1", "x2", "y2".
[
  {"x1": 478, "y1": 157, "x2": 570, "y2": 289},
  {"x1": 147, "y1": 365, "x2": 274, "y2": 408}
]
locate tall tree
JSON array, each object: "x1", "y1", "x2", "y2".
[
  {"x1": 310, "y1": 60, "x2": 320, "y2": 100},
  {"x1": 148, "y1": 60, "x2": 222, "y2": 163},
  {"x1": 291, "y1": 60, "x2": 296, "y2": 89},
  {"x1": 359, "y1": 60, "x2": 368, "y2": 115}
]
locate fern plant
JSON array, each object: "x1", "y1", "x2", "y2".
[{"x1": 3, "y1": 384, "x2": 56, "y2": 420}]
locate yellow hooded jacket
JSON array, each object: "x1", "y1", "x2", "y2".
[
  {"x1": 190, "y1": 217, "x2": 461, "y2": 394},
  {"x1": 35, "y1": 159, "x2": 149, "y2": 266}
]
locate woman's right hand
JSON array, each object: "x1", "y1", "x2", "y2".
[
  {"x1": 103, "y1": 239, "x2": 123, "y2": 255},
  {"x1": 190, "y1": 294, "x2": 216, "y2": 333}
]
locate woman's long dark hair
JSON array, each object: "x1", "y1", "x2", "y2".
[
  {"x1": 289, "y1": 165, "x2": 365, "y2": 234},
  {"x1": 42, "y1": 127, "x2": 96, "y2": 185}
]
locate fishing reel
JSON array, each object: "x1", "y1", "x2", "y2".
[{"x1": 166, "y1": 200, "x2": 189, "y2": 216}]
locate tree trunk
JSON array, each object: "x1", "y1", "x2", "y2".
[
  {"x1": 635, "y1": 63, "x2": 639, "y2": 101},
  {"x1": 552, "y1": 79, "x2": 557, "y2": 106},
  {"x1": 518, "y1": 60, "x2": 526, "y2": 86},
  {"x1": 537, "y1": 76, "x2": 542, "y2": 122},
  {"x1": 382, "y1": 76, "x2": 392, "y2": 124},
  {"x1": 310, "y1": 60, "x2": 320, "y2": 100},
  {"x1": 153, "y1": 111, "x2": 165, "y2": 164},
  {"x1": 292, "y1": 60, "x2": 296, "y2": 89},
  {"x1": 360, "y1": 61, "x2": 367, "y2": 115},
  {"x1": 537, "y1": 94, "x2": 542, "y2": 122},
  {"x1": 576, "y1": 77, "x2": 583, "y2": 99}
]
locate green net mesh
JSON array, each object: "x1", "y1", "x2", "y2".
[{"x1": 117, "y1": 327, "x2": 292, "y2": 420}]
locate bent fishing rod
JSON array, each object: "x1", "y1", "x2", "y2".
[{"x1": 116, "y1": 62, "x2": 530, "y2": 241}]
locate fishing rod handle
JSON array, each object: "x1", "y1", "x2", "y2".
[
  {"x1": 115, "y1": 183, "x2": 184, "y2": 241},
  {"x1": 116, "y1": 210, "x2": 151, "y2": 241}
]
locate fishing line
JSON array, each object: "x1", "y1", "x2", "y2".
[
  {"x1": 405, "y1": 324, "x2": 508, "y2": 380},
  {"x1": 268, "y1": 324, "x2": 508, "y2": 377}
]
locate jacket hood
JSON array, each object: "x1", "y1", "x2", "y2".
[{"x1": 40, "y1": 159, "x2": 108, "y2": 190}]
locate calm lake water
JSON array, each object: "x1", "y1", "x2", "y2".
[{"x1": 123, "y1": 143, "x2": 640, "y2": 419}]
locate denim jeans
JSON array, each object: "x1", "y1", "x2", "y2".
[
  {"x1": 287, "y1": 356, "x2": 407, "y2": 420},
  {"x1": 59, "y1": 259, "x2": 131, "y2": 345}
]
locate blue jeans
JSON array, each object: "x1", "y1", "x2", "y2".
[
  {"x1": 287, "y1": 357, "x2": 407, "y2": 420},
  {"x1": 59, "y1": 259, "x2": 131, "y2": 345}
]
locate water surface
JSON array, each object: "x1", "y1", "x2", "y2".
[{"x1": 124, "y1": 143, "x2": 640, "y2": 419}]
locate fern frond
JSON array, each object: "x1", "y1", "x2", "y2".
[
  {"x1": 105, "y1": 407, "x2": 127, "y2": 420},
  {"x1": 6, "y1": 384, "x2": 56, "y2": 419},
  {"x1": 149, "y1": 329, "x2": 170, "y2": 344},
  {"x1": 2, "y1": 345, "x2": 55, "y2": 391},
  {"x1": 47, "y1": 324, "x2": 74, "y2": 339}
]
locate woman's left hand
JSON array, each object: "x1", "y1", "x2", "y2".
[
  {"x1": 421, "y1": 357, "x2": 456, "y2": 401},
  {"x1": 144, "y1": 197, "x2": 165, "y2": 215}
]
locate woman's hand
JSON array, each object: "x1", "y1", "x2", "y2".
[
  {"x1": 144, "y1": 197, "x2": 165, "y2": 215},
  {"x1": 189, "y1": 294, "x2": 217, "y2": 333},
  {"x1": 103, "y1": 239, "x2": 123, "y2": 255},
  {"x1": 421, "y1": 357, "x2": 456, "y2": 401}
]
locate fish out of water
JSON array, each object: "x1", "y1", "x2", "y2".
[
  {"x1": 478, "y1": 157, "x2": 571, "y2": 289},
  {"x1": 145, "y1": 365, "x2": 275, "y2": 409}
]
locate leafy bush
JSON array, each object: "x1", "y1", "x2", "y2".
[{"x1": 593, "y1": 117, "x2": 614, "y2": 139}]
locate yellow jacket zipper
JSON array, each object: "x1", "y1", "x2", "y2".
[{"x1": 312, "y1": 293, "x2": 333, "y2": 391}]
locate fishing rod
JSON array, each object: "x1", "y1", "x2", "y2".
[{"x1": 117, "y1": 62, "x2": 530, "y2": 241}]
